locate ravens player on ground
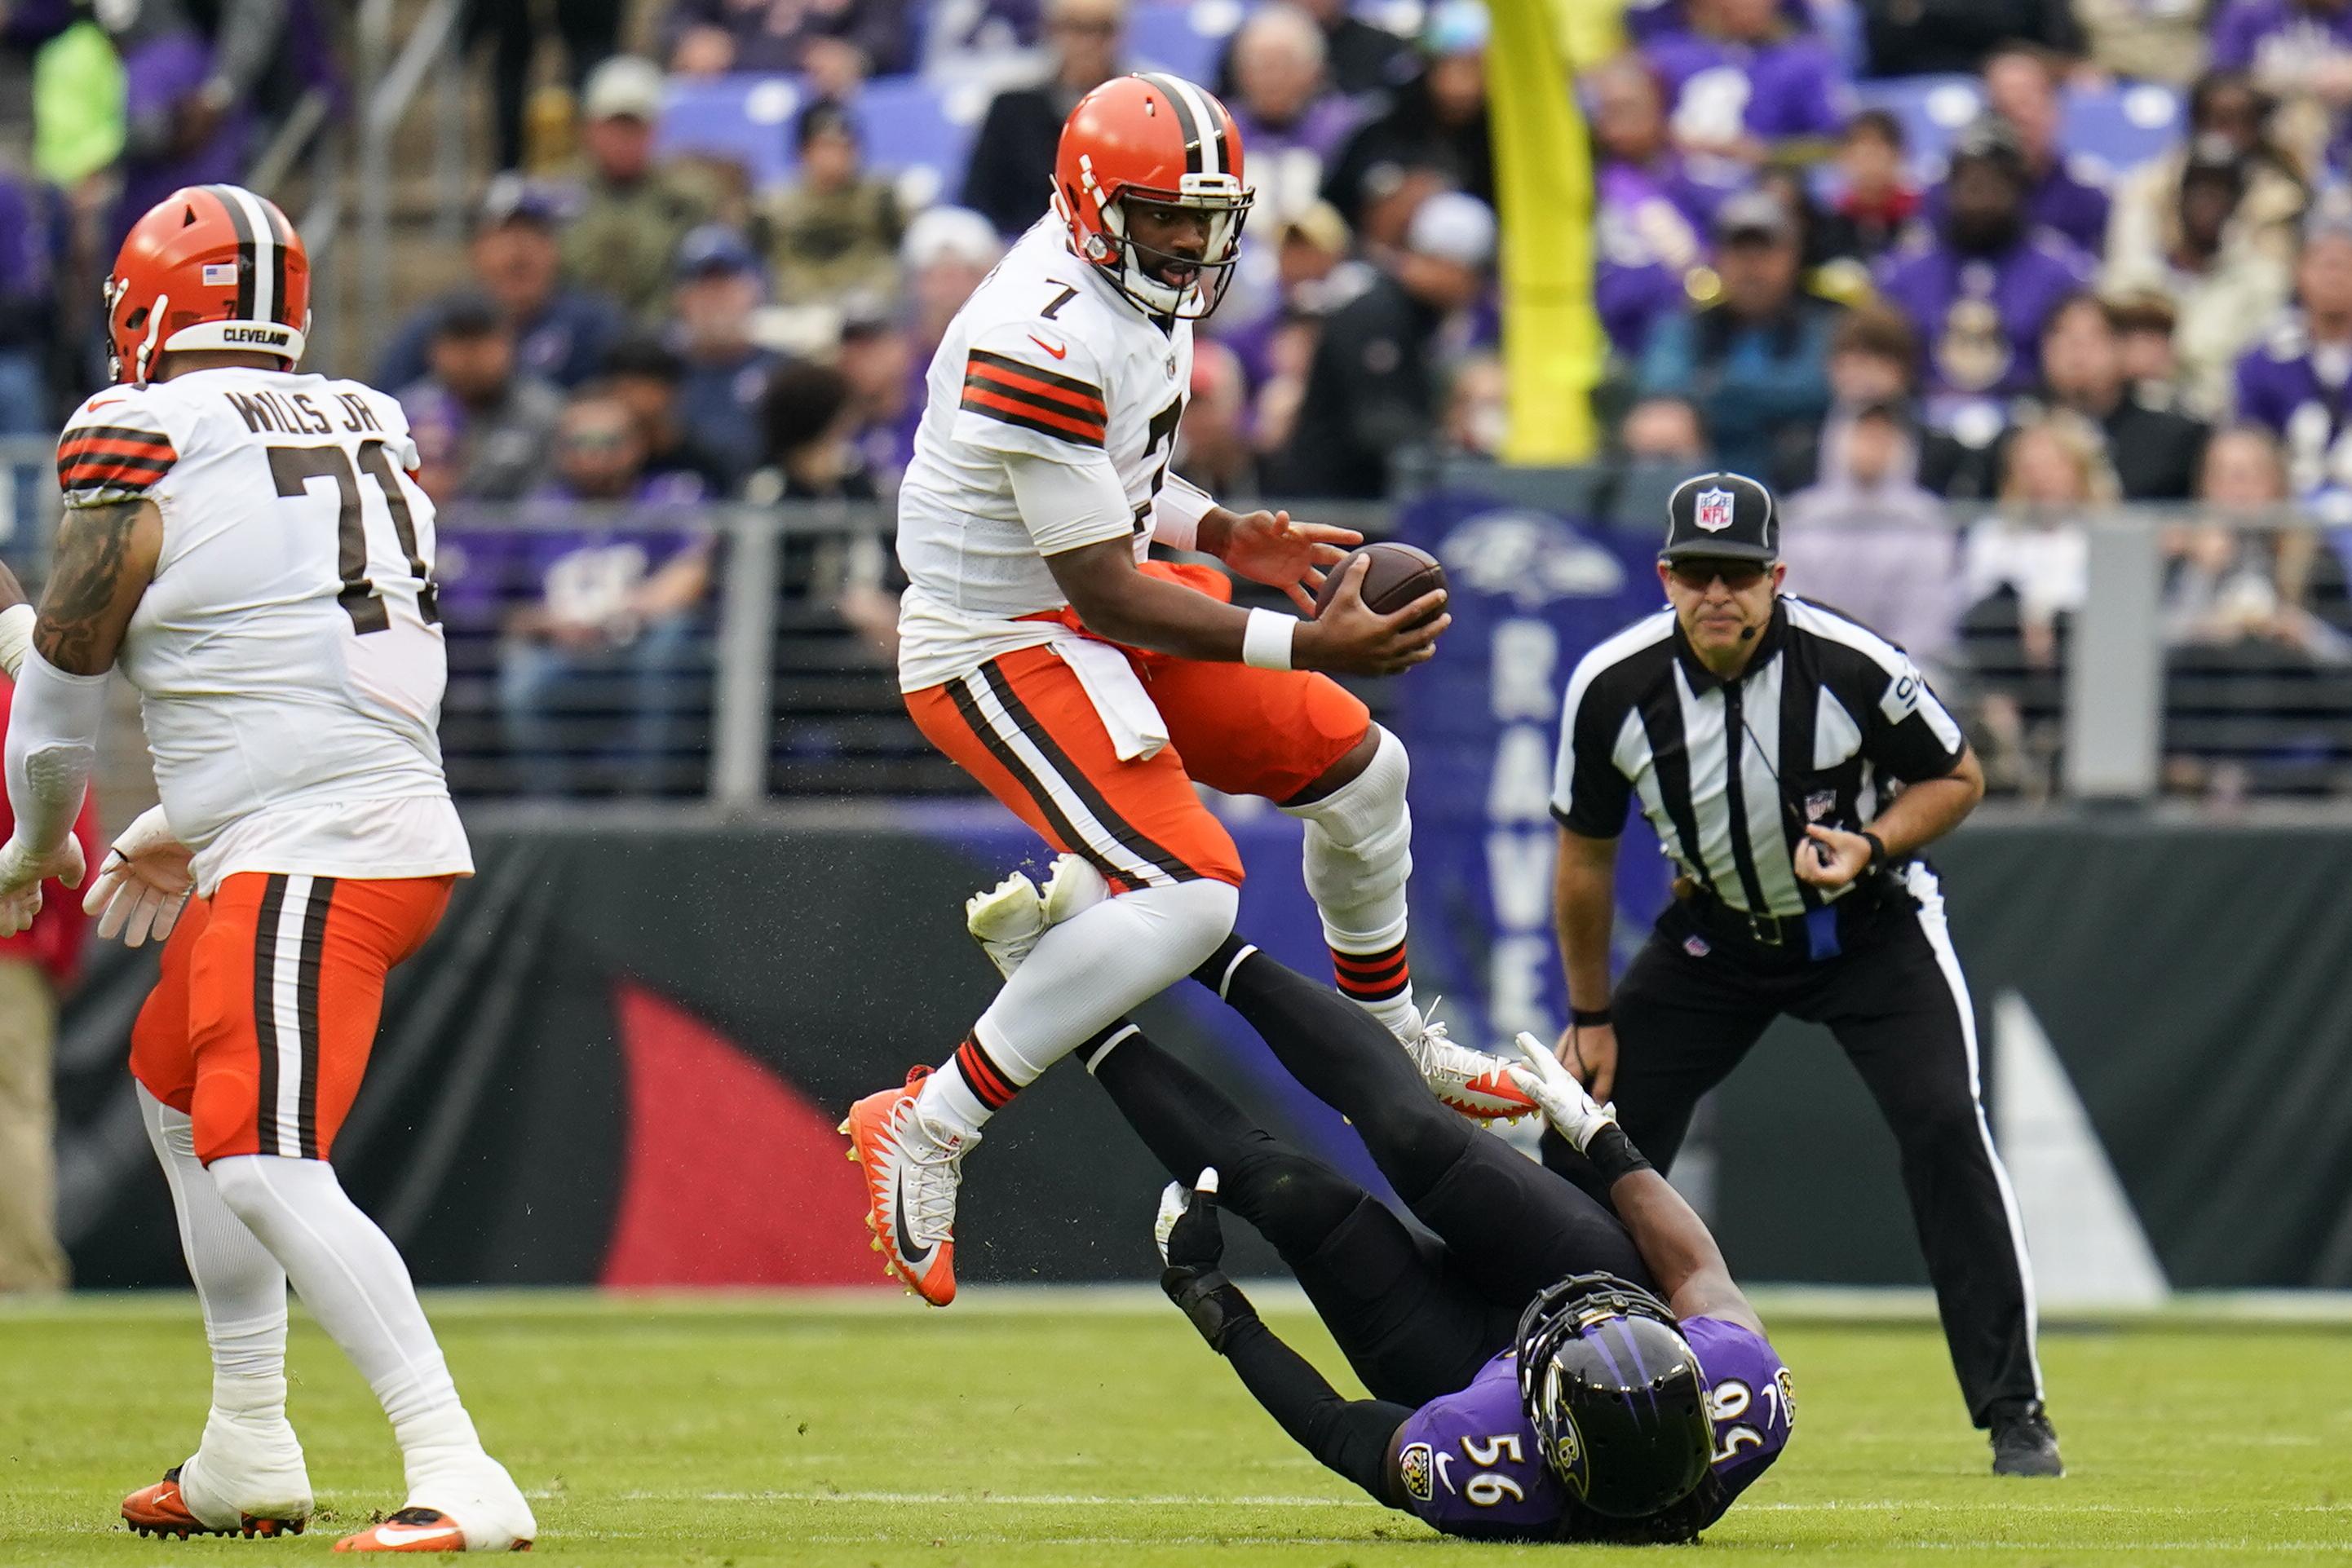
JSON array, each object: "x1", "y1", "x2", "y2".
[{"x1": 971, "y1": 859, "x2": 1792, "y2": 1542}]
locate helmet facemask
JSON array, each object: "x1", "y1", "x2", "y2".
[
  {"x1": 1513, "y1": 1273, "x2": 1713, "y2": 1522},
  {"x1": 1090, "y1": 173, "x2": 1252, "y2": 320}
]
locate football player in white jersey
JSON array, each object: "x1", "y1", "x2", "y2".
[
  {"x1": 0, "y1": 186, "x2": 534, "y2": 1552},
  {"x1": 842, "y1": 73, "x2": 1533, "y2": 1310}
]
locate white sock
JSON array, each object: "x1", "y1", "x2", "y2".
[
  {"x1": 206, "y1": 1155, "x2": 494, "y2": 1498},
  {"x1": 138, "y1": 1089, "x2": 308, "y2": 1522},
  {"x1": 915, "y1": 878, "x2": 1239, "y2": 1142},
  {"x1": 1284, "y1": 726, "x2": 1420, "y2": 1038}
]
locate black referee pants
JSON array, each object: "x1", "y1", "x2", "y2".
[{"x1": 1543, "y1": 872, "x2": 2041, "y2": 1428}]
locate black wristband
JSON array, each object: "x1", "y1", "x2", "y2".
[
  {"x1": 1571, "y1": 1006, "x2": 1613, "y2": 1027},
  {"x1": 1859, "y1": 831, "x2": 1888, "y2": 873},
  {"x1": 1585, "y1": 1122, "x2": 1653, "y2": 1186},
  {"x1": 1162, "y1": 1266, "x2": 1258, "y2": 1353}
]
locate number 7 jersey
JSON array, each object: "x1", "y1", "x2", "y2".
[
  {"x1": 894, "y1": 214, "x2": 1194, "y2": 692},
  {"x1": 56, "y1": 366, "x2": 471, "y2": 894}
]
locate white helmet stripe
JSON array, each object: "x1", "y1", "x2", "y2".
[
  {"x1": 1159, "y1": 77, "x2": 1224, "y2": 178},
  {"x1": 219, "y1": 185, "x2": 278, "y2": 328}
]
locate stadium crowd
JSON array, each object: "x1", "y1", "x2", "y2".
[{"x1": 11, "y1": 0, "x2": 2352, "y2": 795}]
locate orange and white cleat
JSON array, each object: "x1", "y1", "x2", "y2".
[
  {"x1": 122, "y1": 1465, "x2": 307, "y2": 1540},
  {"x1": 839, "y1": 1067, "x2": 975, "y2": 1306},
  {"x1": 1404, "y1": 1014, "x2": 1541, "y2": 1123},
  {"x1": 334, "y1": 1506, "x2": 533, "y2": 1553}
]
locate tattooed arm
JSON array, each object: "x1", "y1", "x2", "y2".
[{"x1": 0, "y1": 499, "x2": 159, "y2": 919}]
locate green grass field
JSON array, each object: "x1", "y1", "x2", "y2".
[{"x1": 2, "y1": 1290, "x2": 2347, "y2": 1565}]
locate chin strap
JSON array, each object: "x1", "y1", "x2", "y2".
[{"x1": 134, "y1": 293, "x2": 170, "y2": 383}]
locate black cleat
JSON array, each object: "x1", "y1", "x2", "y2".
[{"x1": 1990, "y1": 1402, "x2": 2064, "y2": 1477}]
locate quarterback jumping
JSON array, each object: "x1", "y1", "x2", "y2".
[
  {"x1": 0, "y1": 186, "x2": 534, "y2": 1552},
  {"x1": 843, "y1": 71, "x2": 1533, "y2": 1306}
]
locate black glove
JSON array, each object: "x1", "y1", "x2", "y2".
[{"x1": 1157, "y1": 1170, "x2": 1256, "y2": 1353}]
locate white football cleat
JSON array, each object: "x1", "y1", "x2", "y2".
[
  {"x1": 176, "y1": 1411, "x2": 313, "y2": 1531},
  {"x1": 1404, "y1": 1013, "x2": 1541, "y2": 1123},
  {"x1": 336, "y1": 1456, "x2": 537, "y2": 1552},
  {"x1": 966, "y1": 855, "x2": 1109, "y2": 978}
]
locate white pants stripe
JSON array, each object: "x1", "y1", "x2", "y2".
[{"x1": 265, "y1": 875, "x2": 315, "y2": 1159}]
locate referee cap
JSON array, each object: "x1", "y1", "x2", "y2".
[{"x1": 1661, "y1": 471, "x2": 1779, "y2": 564}]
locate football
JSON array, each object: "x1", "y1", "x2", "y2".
[{"x1": 1315, "y1": 541, "x2": 1448, "y2": 620}]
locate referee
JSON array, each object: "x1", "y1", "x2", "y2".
[{"x1": 1545, "y1": 472, "x2": 2061, "y2": 1477}]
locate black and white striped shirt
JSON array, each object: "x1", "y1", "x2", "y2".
[{"x1": 1550, "y1": 596, "x2": 1966, "y2": 918}]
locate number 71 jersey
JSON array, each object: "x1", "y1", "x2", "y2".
[{"x1": 55, "y1": 366, "x2": 470, "y2": 892}]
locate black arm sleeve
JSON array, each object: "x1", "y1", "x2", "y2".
[{"x1": 1219, "y1": 1314, "x2": 1415, "y2": 1503}]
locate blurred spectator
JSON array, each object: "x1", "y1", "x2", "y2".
[
  {"x1": 961, "y1": 0, "x2": 1125, "y2": 236},
  {"x1": 467, "y1": 0, "x2": 624, "y2": 174},
  {"x1": 2108, "y1": 70, "x2": 2307, "y2": 289},
  {"x1": 763, "y1": 99, "x2": 904, "y2": 310},
  {"x1": 0, "y1": 166, "x2": 56, "y2": 434},
  {"x1": 502, "y1": 391, "x2": 715, "y2": 796},
  {"x1": 102, "y1": 0, "x2": 292, "y2": 246},
  {"x1": 1752, "y1": 164, "x2": 1865, "y2": 285},
  {"x1": 2035, "y1": 292, "x2": 2211, "y2": 499},
  {"x1": 2104, "y1": 139, "x2": 2293, "y2": 419},
  {"x1": 1320, "y1": 0, "x2": 1492, "y2": 243},
  {"x1": 1635, "y1": 188, "x2": 1839, "y2": 488},
  {"x1": 2233, "y1": 201, "x2": 2352, "y2": 506},
  {"x1": 663, "y1": 0, "x2": 912, "y2": 86},
  {"x1": 1647, "y1": 0, "x2": 1850, "y2": 172},
  {"x1": 1276, "y1": 191, "x2": 1494, "y2": 497},
  {"x1": 1815, "y1": 108, "x2": 1917, "y2": 266},
  {"x1": 2076, "y1": 0, "x2": 2209, "y2": 84},
  {"x1": 1443, "y1": 351, "x2": 1507, "y2": 459},
  {"x1": 1223, "y1": 6, "x2": 1360, "y2": 227},
  {"x1": 563, "y1": 56, "x2": 720, "y2": 322},
  {"x1": 1604, "y1": 393, "x2": 1713, "y2": 533},
  {"x1": 1218, "y1": 0, "x2": 1413, "y2": 99},
  {"x1": 1251, "y1": 309, "x2": 1322, "y2": 460},
  {"x1": 1969, "y1": 45, "x2": 2111, "y2": 254},
  {"x1": 669, "y1": 225, "x2": 781, "y2": 490},
  {"x1": 2209, "y1": 0, "x2": 2352, "y2": 178},
  {"x1": 1588, "y1": 56, "x2": 1726, "y2": 353},
  {"x1": 1859, "y1": 0, "x2": 2081, "y2": 78},
  {"x1": 379, "y1": 179, "x2": 629, "y2": 395},
  {"x1": 1177, "y1": 340, "x2": 1260, "y2": 498},
  {"x1": 1876, "y1": 119, "x2": 2092, "y2": 410},
  {"x1": 1780, "y1": 401, "x2": 1961, "y2": 678},
  {"x1": 837, "y1": 301, "x2": 919, "y2": 488},
  {"x1": 2111, "y1": 294, "x2": 2188, "y2": 403},
  {"x1": 1961, "y1": 412, "x2": 2109, "y2": 796},
  {"x1": 903, "y1": 206, "x2": 1007, "y2": 359},
  {"x1": 603, "y1": 333, "x2": 733, "y2": 497},
  {"x1": 754, "y1": 360, "x2": 879, "y2": 501},
  {"x1": 396, "y1": 293, "x2": 565, "y2": 503}
]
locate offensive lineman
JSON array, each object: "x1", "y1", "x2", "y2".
[
  {"x1": 842, "y1": 72, "x2": 1532, "y2": 1306},
  {"x1": 0, "y1": 187, "x2": 535, "y2": 1552}
]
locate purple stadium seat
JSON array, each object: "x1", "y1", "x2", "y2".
[
  {"x1": 654, "y1": 74, "x2": 988, "y2": 197},
  {"x1": 1847, "y1": 73, "x2": 2181, "y2": 181}
]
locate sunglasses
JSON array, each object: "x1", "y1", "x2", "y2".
[{"x1": 1667, "y1": 560, "x2": 1769, "y2": 591}]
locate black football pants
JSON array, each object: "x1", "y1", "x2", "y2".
[
  {"x1": 1087, "y1": 939, "x2": 1650, "y2": 1407},
  {"x1": 1541, "y1": 884, "x2": 2042, "y2": 1427}
]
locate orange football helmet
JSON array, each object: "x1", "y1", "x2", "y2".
[
  {"x1": 1053, "y1": 73, "x2": 1252, "y2": 320},
  {"x1": 105, "y1": 183, "x2": 310, "y2": 384}
]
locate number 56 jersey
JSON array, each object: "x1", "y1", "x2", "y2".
[{"x1": 56, "y1": 366, "x2": 471, "y2": 894}]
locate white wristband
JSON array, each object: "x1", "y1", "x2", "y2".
[
  {"x1": 1242, "y1": 607, "x2": 1297, "y2": 671},
  {"x1": 0, "y1": 604, "x2": 33, "y2": 682}
]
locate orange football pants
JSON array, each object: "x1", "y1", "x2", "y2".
[
  {"x1": 905, "y1": 564, "x2": 1371, "y2": 891},
  {"x1": 130, "y1": 872, "x2": 454, "y2": 1166}
]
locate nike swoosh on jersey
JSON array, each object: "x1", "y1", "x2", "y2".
[
  {"x1": 894, "y1": 1178, "x2": 932, "y2": 1267},
  {"x1": 1027, "y1": 335, "x2": 1068, "y2": 360}
]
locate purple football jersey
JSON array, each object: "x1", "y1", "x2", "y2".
[
  {"x1": 2233, "y1": 316, "x2": 2352, "y2": 500},
  {"x1": 1874, "y1": 230, "x2": 2093, "y2": 401},
  {"x1": 1395, "y1": 1318, "x2": 1792, "y2": 1541},
  {"x1": 1646, "y1": 31, "x2": 1850, "y2": 146}
]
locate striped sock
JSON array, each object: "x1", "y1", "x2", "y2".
[
  {"x1": 1331, "y1": 939, "x2": 1418, "y2": 1040},
  {"x1": 918, "y1": 1035, "x2": 1023, "y2": 1140}
]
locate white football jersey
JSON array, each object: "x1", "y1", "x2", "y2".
[
  {"x1": 55, "y1": 366, "x2": 471, "y2": 893},
  {"x1": 895, "y1": 215, "x2": 1196, "y2": 691}
]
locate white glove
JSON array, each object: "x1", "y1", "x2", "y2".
[
  {"x1": 80, "y1": 804, "x2": 192, "y2": 948},
  {"x1": 1506, "y1": 1031, "x2": 1618, "y2": 1152},
  {"x1": 0, "y1": 831, "x2": 86, "y2": 939}
]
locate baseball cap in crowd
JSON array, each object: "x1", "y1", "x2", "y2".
[
  {"x1": 674, "y1": 223, "x2": 759, "y2": 280},
  {"x1": 1713, "y1": 188, "x2": 1794, "y2": 246},
  {"x1": 1406, "y1": 190, "x2": 1497, "y2": 270},
  {"x1": 1946, "y1": 116, "x2": 2029, "y2": 183},
  {"x1": 475, "y1": 174, "x2": 568, "y2": 232},
  {"x1": 582, "y1": 55, "x2": 664, "y2": 122},
  {"x1": 432, "y1": 289, "x2": 506, "y2": 341},
  {"x1": 900, "y1": 205, "x2": 1003, "y2": 272},
  {"x1": 1660, "y1": 472, "x2": 1779, "y2": 564},
  {"x1": 1421, "y1": 0, "x2": 1488, "y2": 56},
  {"x1": 838, "y1": 292, "x2": 900, "y2": 339}
]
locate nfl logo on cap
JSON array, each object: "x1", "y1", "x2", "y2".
[{"x1": 1695, "y1": 488, "x2": 1735, "y2": 532}]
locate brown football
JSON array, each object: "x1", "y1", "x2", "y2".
[{"x1": 1314, "y1": 541, "x2": 1447, "y2": 621}]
